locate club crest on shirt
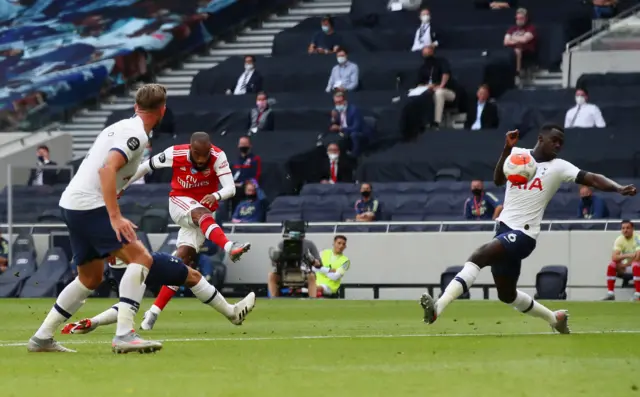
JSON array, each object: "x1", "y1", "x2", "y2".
[
  {"x1": 191, "y1": 201, "x2": 197, "y2": 205},
  {"x1": 159, "y1": 153, "x2": 166, "y2": 163}
]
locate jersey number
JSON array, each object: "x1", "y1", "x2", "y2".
[{"x1": 504, "y1": 233, "x2": 517, "y2": 243}]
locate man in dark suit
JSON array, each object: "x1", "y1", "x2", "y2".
[
  {"x1": 28, "y1": 145, "x2": 58, "y2": 186},
  {"x1": 329, "y1": 92, "x2": 371, "y2": 157},
  {"x1": 226, "y1": 55, "x2": 263, "y2": 95},
  {"x1": 464, "y1": 84, "x2": 500, "y2": 130},
  {"x1": 320, "y1": 142, "x2": 355, "y2": 184},
  {"x1": 248, "y1": 91, "x2": 274, "y2": 134}
]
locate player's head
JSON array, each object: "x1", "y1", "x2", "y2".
[
  {"x1": 189, "y1": 131, "x2": 212, "y2": 171},
  {"x1": 536, "y1": 123, "x2": 564, "y2": 160},
  {"x1": 621, "y1": 220, "x2": 634, "y2": 238},
  {"x1": 134, "y1": 84, "x2": 167, "y2": 130},
  {"x1": 333, "y1": 235, "x2": 347, "y2": 254}
]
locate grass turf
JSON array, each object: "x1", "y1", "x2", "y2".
[{"x1": 0, "y1": 299, "x2": 639, "y2": 397}]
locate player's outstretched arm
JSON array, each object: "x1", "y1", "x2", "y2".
[
  {"x1": 493, "y1": 130, "x2": 519, "y2": 186},
  {"x1": 577, "y1": 171, "x2": 637, "y2": 196},
  {"x1": 120, "y1": 160, "x2": 152, "y2": 192}
]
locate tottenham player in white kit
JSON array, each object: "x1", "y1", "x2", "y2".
[
  {"x1": 420, "y1": 124, "x2": 637, "y2": 333},
  {"x1": 27, "y1": 84, "x2": 168, "y2": 354}
]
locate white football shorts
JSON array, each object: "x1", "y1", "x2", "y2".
[{"x1": 168, "y1": 196, "x2": 209, "y2": 251}]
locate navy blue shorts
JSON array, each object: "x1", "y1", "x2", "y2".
[
  {"x1": 491, "y1": 222, "x2": 537, "y2": 280},
  {"x1": 109, "y1": 253, "x2": 189, "y2": 288},
  {"x1": 61, "y1": 206, "x2": 126, "y2": 267}
]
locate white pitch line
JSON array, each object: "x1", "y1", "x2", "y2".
[{"x1": 2, "y1": 329, "x2": 640, "y2": 348}]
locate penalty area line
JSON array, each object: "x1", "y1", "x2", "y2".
[{"x1": 2, "y1": 329, "x2": 640, "y2": 348}]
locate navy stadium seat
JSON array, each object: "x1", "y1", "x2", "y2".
[
  {"x1": 440, "y1": 266, "x2": 470, "y2": 300},
  {"x1": 20, "y1": 247, "x2": 72, "y2": 298},
  {"x1": 534, "y1": 265, "x2": 569, "y2": 300},
  {"x1": 0, "y1": 252, "x2": 37, "y2": 297}
]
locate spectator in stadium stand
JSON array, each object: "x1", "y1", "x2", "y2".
[
  {"x1": 27, "y1": 145, "x2": 58, "y2": 186},
  {"x1": 325, "y1": 48, "x2": 359, "y2": 93},
  {"x1": 308, "y1": 15, "x2": 341, "y2": 54},
  {"x1": 416, "y1": 44, "x2": 456, "y2": 129},
  {"x1": 464, "y1": 84, "x2": 500, "y2": 130},
  {"x1": 593, "y1": 0, "x2": 618, "y2": 19},
  {"x1": 319, "y1": 142, "x2": 355, "y2": 184},
  {"x1": 0, "y1": 231, "x2": 8, "y2": 274},
  {"x1": 411, "y1": 8, "x2": 438, "y2": 52},
  {"x1": 351, "y1": 183, "x2": 381, "y2": 222},
  {"x1": 564, "y1": 88, "x2": 606, "y2": 129},
  {"x1": 503, "y1": 8, "x2": 537, "y2": 81},
  {"x1": 231, "y1": 180, "x2": 266, "y2": 223},
  {"x1": 577, "y1": 185, "x2": 610, "y2": 219},
  {"x1": 248, "y1": 91, "x2": 274, "y2": 134},
  {"x1": 463, "y1": 180, "x2": 503, "y2": 220},
  {"x1": 226, "y1": 55, "x2": 263, "y2": 95},
  {"x1": 329, "y1": 91, "x2": 370, "y2": 157},
  {"x1": 231, "y1": 136, "x2": 261, "y2": 210}
]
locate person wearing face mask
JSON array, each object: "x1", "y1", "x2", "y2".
[
  {"x1": 308, "y1": 15, "x2": 341, "y2": 54},
  {"x1": 248, "y1": 91, "x2": 274, "y2": 134},
  {"x1": 577, "y1": 185, "x2": 609, "y2": 219},
  {"x1": 503, "y1": 8, "x2": 537, "y2": 81},
  {"x1": 320, "y1": 142, "x2": 354, "y2": 184},
  {"x1": 564, "y1": 88, "x2": 606, "y2": 129},
  {"x1": 227, "y1": 55, "x2": 263, "y2": 95},
  {"x1": 231, "y1": 180, "x2": 266, "y2": 223},
  {"x1": 463, "y1": 180, "x2": 503, "y2": 220},
  {"x1": 411, "y1": 8, "x2": 438, "y2": 52},
  {"x1": 325, "y1": 48, "x2": 359, "y2": 93},
  {"x1": 329, "y1": 92, "x2": 371, "y2": 157},
  {"x1": 28, "y1": 145, "x2": 58, "y2": 186},
  {"x1": 353, "y1": 183, "x2": 381, "y2": 222}
]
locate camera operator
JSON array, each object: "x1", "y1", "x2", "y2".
[
  {"x1": 308, "y1": 235, "x2": 350, "y2": 297},
  {"x1": 267, "y1": 221, "x2": 321, "y2": 298}
]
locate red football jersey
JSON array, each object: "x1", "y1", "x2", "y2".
[{"x1": 149, "y1": 143, "x2": 232, "y2": 211}]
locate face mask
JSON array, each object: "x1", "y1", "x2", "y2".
[
  {"x1": 256, "y1": 100, "x2": 267, "y2": 109},
  {"x1": 37, "y1": 156, "x2": 44, "y2": 163},
  {"x1": 471, "y1": 189, "x2": 482, "y2": 197},
  {"x1": 575, "y1": 96, "x2": 586, "y2": 105},
  {"x1": 328, "y1": 153, "x2": 339, "y2": 161},
  {"x1": 421, "y1": 15, "x2": 430, "y2": 23},
  {"x1": 361, "y1": 191, "x2": 371, "y2": 198},
  {"x1": 239, "y1": 146, "x2": 250, "y2": 154},
  {"x1": 337, "y1": 56, "x2": 346, "y2": 64},
  {"x1": 335, "y1": 105, "x2": 346, "y2": 112},
  {"x1": 244, "y1": 63, "x2": 253, "y2": 71},
  {"x1": 321, "y1": 25, "x2": 329, "y2": 33},
  {"x1": 582, "y1": 196, "x2": 592, "y2": 205},
  {"x1": 246, "y1": 194, "x2": 257, "y2": 200}
]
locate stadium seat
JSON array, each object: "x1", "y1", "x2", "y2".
[
  {"x1": 534, "y1": 265, "x2": 568, "y2": 300},
  {"x1": 136, "y1": 231, "x2": 153, "y2": 253},
  {"x1": 440, "y1": 266, "x2": 470, "y2": 300},
  {"x1": 0, "y1": 252, "x2": 37, "y2": 297},
  {"x1": 19, "y1": 247, "x2": 72, "y2": 298},
  {"x1": 12, "y1": 232, "x2": 36, "y2": 260},
  {"x1": 139, "y1": 208, "x2": 170, "y2": 234},
  {"x1": 157, "y1": 232, "x2": 179, "y2": 254},
  {"x1": 435, "y1": 168, "x2": 462, "y2": 181},
  {"x1": 37, "y1": 208, "x2": 63, "y2": 223}
]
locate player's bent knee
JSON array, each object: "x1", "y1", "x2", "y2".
[
  {"x1": 468, "y1": 241, "x2": 501, "y2": 268},
  {"x1": 497, "y1": 289, "x2": 517, "y2": 304},
  {"x1": 176, "y1": 245, "x2": 197, "y2": 266}
]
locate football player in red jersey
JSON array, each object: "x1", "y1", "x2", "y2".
[{"x1": 73, "y1": 131, "x2": 253, "y2": 332}]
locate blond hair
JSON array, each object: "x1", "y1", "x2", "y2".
[{"x1": 135, "y1": 84, "x2": 167, "y2": 111}]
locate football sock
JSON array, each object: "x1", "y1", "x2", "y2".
[
  {"x1": 190, "y1": 276, "x2": 234, "y2": 317},
  {"x1": 633, "y1": 263, "x2": 640, "y2": 295},
  {"x1": 436, "y1": 261, "x2": 480, "y2": 316},
  {"x1": 116, "y1": 264, "x2": 148, "y2": 336},
  {"x1": 510, "y1": 290, "x2": 557, "y2": 325},
  {"x1": 34, "y1": 277, "x2": 93, "y2": 339},
  {"x1": 150, "y1": 286, "x2": 179, "y2": 315},
  {"x1": 606, "y1": 262, "x2": 617, "y2": 293},
  {"x1": 91, "y1": 305, "x2": 119, "y2": 326},
  {"x1": 198, "y1": 213, "x2": 230, "y2": 249}
]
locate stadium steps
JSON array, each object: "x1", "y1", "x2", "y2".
[
  {"x1": 60, "y1": 0, "x2": 353, "y2": 159},
  {"x1": 526, "y1": 70, "x2": 563, "y2": 90}
]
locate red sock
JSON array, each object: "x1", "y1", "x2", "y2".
[
  {"x1": 153, "y1": 286, "x2": 178, "y2": 311},
  {"x1": 633, "y1": 262, "x2": 640, "y2": 294},
  {"x1": 198, "y1": 213, "x2": 229, "y2": 249},
  {"x1": 606, "y1": 262, "x2": 617, "y2": 293}
]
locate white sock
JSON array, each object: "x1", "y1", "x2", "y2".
[
  {"x1": 510, "y1": 290, "x2": 557, "y2": 325},
  {"x1": 149, "y1": 305, "x2": 162, "y2": 315},
  {"x1": 34, "y1": 277, "x2": 93, "y2": 339},
  {"x1": 223, "y1": 241, "x2": 233, "y2": 253},
  {"x1": 436, "y1": 262, "x2": 480, "y2": 316},
  {"x1": 116, "y1": 264, "x2": 149, "y2": 336},
  {"x1": 91, "y1": 305, "x2": 119, "y2": 327},
  {"x1": 190, "y1": 277, "x2": 234, "y2": 317}
]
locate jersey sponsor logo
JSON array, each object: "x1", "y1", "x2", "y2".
[
  {"x1": 176, "y1": 175, "x2": 211, "y2": 190},
  {"x1": 127, "y1": 137, "x2": 140, "y2": 151},
  {"x1": 511, "y1": 177, "x2": 543, "y2": 191},
  {"x1": 159, "y1": 153, "x2": 166, "y2": 163}
]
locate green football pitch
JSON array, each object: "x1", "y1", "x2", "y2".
[{"x1": 1, "y1": 299, "x2": 639, "y2": 397}]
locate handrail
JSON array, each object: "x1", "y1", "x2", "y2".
[{"x1": 565, "y1": 2, "x2": 640, "y2": 51}]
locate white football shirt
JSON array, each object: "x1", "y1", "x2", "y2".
[
  {"x1": 496, "y1": 147, "x2": 581, "y2": 239},
  {"x1": 59, "y1": 116, "x2": 149, "y2": 211}
]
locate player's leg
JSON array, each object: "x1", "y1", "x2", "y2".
[
  {"x1": 140, "y1": 244, "x2": 197, "y2": 330},
  {"x1": 603, "y1": 261, "x2": 618, "y2": 300},
  {"x1": 267, "y1": 271, "x2": 281, "y2": 298},
  {"x1": 189, "y1": 205, "x2": 251, "y2": 262},
  {"x1": 632, "y1": 262, "x2": 640, "y2": 301},
  {"x1": 307, "y1": 272, "x2": 318, "y2": 298},
  {"x1": 493, "y1": 272, "x2": 570, "y2": 334}
]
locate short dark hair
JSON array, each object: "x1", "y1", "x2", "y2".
[
  {"x1": 245, "y1": 55, "x2": 255, "y2": 63},
  {"x1": 322, "y1": 15, "x2": 333, "y2": 27},
  {"x1": 334, "y1": 235, "x2": 347, "y2": 242},
  {"x1": 337, "y1": 47, "x2": 348, "y2": 54},
  {"x1": 478, "y1": 84, "x2": 490, "y2": 92},
  {"x1": 577, "y1": 87, "x2": 589, "y2": 96},
  {"x1": 540, "y1": 123, "x2": 564, "y2": 135},
  {"x1": 37, "y1": 145, "x2": 49, "y2": 152},
  {"x1": 256, "y1": 91, "x2": 268, "y2": 98},
  {"x1": 622, "y1": 220, "x2": 634, "y2": 228},
  {"x1": 361, "y1": 182, "x2": 372, "y2": 190},
  {"x1": 333, "y1": 91, "x2": 346, "y2": 100}
]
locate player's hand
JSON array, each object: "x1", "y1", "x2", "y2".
[
  {"x1": 110, "y1": 216, "x2": 137, "y2": 243},
  {"x1": 505, "y1": 129, "x2": 519, "y2": 148},
  {"x1": 618, "y1": 185, "x2": 637, "y2": 196},
  {"x1": 200, "y1": 194, "x2": 218, "y2": 206}
]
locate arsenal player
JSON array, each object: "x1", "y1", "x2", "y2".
[{"x1": 125, "y1": 131, "x2": 251, "y2": 330}]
